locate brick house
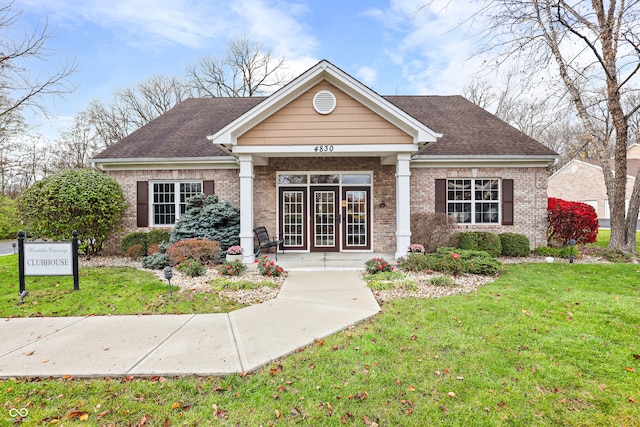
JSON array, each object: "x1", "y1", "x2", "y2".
[
  {"x1": 92, "y1": 60, "x2": 557, "y2": 261},
  {"x1": 548, "y1": 144, "x2": 640, "y2": 219}
]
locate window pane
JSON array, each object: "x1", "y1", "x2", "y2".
[
  {"x1": 153, "y1": 183, "x2": 175, "y2": 225},
  {"x1": 342, "y1": 174, "x2": 371, "y2": 184},
  {"x1": 310, "y1": 174, "x2": 339, "y2": 184},
  {"x1": 279, "y1": 175, "x2": 307, "y2": 184},
  {"x1": 179, "y1": 182, "x2": 202, "y2": 214}
]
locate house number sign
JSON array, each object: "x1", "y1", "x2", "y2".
[{"x1": 314, "y1": 145, "x2": 334, "y2": 153}]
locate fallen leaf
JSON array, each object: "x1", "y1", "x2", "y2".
[
  {"x1": 629, "y1": 397, "x2": 637, "y2": 403},
  {"x1": 171, "y1": 402, "x2": 180, "y2": 409},
  {"x1": 633, "y1": 354, "x2": 640, "y2": 360},
  {"x1": 26, "y1": 351, "x2": 35, "y2": 356},
  {"x1": 447, "y1": 392, "x2": 456, "y2": 397},
  {"x1": 275, "y1": 409, "x2": 281, "y2": 418},
  {"x1": 408, "y1": 385, "x2": 416, "y2": 392},
  {"x1": 624, "y1": 367, "x2": 635, "y2": 372},
  {"x1": 137, "y1": 414, "x2": 152, "y2": 426},
  {"x1": 65, "y1": 411, "x2": 89, "y2": 420}
]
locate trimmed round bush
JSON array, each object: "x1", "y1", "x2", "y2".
[
  {"x1": 17, "y1": 168, "x2": 127, "y2": 255},
  {"x1": 456, "y1": 232, "x2": 479, "y2": 251},
  {"x1": 476, "y1": 232, "x2": 502, "y2": 258},
  {"x1": 147, "y1": 229, "x2": 171, "y2": 246},
  {"x1": 121, "y1": 232, "x2": 149, "y2": 256},
  {"x1": 166, "y1": 238, "x2": 220, "y2": 265},
  {"x1": 499, "y1": 233, "x2": 530, "y2": 257}
]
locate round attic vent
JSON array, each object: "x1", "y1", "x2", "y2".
[{"x1": 313, "y1": 90, "x2": 336, "y2": 114}]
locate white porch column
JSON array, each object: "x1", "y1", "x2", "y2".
[
  {"x1": 395, "y1": 153, "x2": 412, "y2": 260},
  {"x1": 238, "y1": 154, "x2": 255, "y2": 263}
]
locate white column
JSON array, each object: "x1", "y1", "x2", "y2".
[
  {"x1": 395, "y1": 153, "x2": 412, "y2": 260},
  {"x1": 238, "y1": 154, "x2": 255, "y2": 263}
]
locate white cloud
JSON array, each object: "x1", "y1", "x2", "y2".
[{"x1": 357, "y1": 66, "x2": 378, "y2": 86}]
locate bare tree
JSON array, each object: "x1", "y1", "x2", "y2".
[
  {"x1": 50, "y1": 111, "x2": 99, "y2": 171},
  {"x1": 475, "y1": 0, "x2": 640, "y2": 252},
  {"x1": 0, "y1": 1, "x2": 76, "y2": 118},
  {"x1": 86, "y1": 74, "x2": 192, "y2": 147},
  {"x1": 186, "y1": 34, "x2": 290, "y2": 97}
]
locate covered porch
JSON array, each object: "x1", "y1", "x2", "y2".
[{"x1": 259, "y1": 251, "x2": 396, "y2": 272}]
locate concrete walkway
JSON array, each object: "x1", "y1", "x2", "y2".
[{"x1": 0, "y1": 269, "x2": 380, "y2": 378}]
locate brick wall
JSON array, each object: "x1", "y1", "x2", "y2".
[
  {"x1": 411, "y1": 166, "x2": 549, "y2": 249},
  {"x1": 104, "y1": 168, "x2": 239, "y2": 253},
  {"x1": 105, "y1": 162, "x2": 549, "y2": 254}
]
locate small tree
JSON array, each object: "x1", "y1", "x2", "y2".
[
  {"x1": 17, "y1": 169, "x2": 127, "y2": 255},
  {"x1": 548, "y1": 198, "x2": 598, "y2": 245},
  {"x1": 170, "y1": 194, "x2": 240, "y2": 255}
]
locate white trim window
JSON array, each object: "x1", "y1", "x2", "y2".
[
  {"x1": 152, "y1": 181, "x2": 202, "y2": 225},
  {"x1": 447, "y1": 179, "x2": 500, "y2": 224}
]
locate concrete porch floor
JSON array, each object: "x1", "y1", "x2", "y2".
[{"x1": 264, "y1": 252, "x2": 396, "y2": 271}]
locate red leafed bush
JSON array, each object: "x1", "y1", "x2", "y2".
[
  {"x1": 166, "y1": 238, "x2": 220, "y2": 265},
  {"x1": 548, "y1": 197, "x2": 598, "y2": 245}
]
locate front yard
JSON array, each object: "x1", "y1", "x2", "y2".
[{"x1": 0, "y1": 251, "x2": 638, "y2": 425}]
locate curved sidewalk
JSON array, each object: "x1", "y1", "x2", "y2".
[{"x1": 0, "y1": 270, "x2": 380, "y2": 378}]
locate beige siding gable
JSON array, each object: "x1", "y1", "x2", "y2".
[{"x1": 238, "y1": 81, "x2": 412, "y2": 146}]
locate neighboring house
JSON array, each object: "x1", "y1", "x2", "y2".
[
  {"x1": 92, "y1": 60, "x2": 557, "y2": 261},
  {"x1": 548, "y1": 144, "x2": 640, "y2": 219}
]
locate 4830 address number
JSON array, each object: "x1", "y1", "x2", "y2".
[{"x1": 314, "y1": 145, "x2": 334, "y2": 152}]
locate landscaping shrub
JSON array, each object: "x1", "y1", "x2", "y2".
[
  {"x1": 147, "y1": 229, "x2": 170, "y2": 246},
  {"x1": 257, "y1": 256, "x2": 285, "y2": 277},
  {"x1": 533, "y1": 246, "x2": 578, "y2": 259},
  {"x1": 399, "y1": 253, "x2": 431, "y2": 272},
  {"x1": 364, "y1": 257, "x2": 394, "y2": 274},
  {"x1": 217, "y1": 260, "x2": 247, "y2": 276},
  {"x1": 399, "y1": 248, "x2": 500, "y2": 276},
  {"x1": 548, "y1": 197, "x2": 598, "y2": 245},
  {"x1": 17, "y1": 168, "x2": 127, "y2": 255},
  {"x1": 170, "y1": 194, "x2": 240, "y2": 255},
  {"x1": 142, "y1": 252, "x2": 170, "y2": 270},
  {"x1": 499, "y1": 232, "x2": 530, "y2": 257},
  {"x1": 0, "y1": 195, "x2": 20, "y2": 240},
  {"x1": 120, "y1": 232, "x2": 149, "y2": 256},
  {"x1": 429, "y1": 275, "x2": 455, "y2": 287},
  {"x1": 456, "y1": 232, "x2": 479, "y2": 251},
  {"x1": 476, "y1": 231, "x2": 502, "y2": 258},
  {"x1": 177, "y1": 259, "x2": 206, "y2": 277},
  {"x1": 410, "y1": 212, "x2": 456, "y2": 253},
  {"x1": 166, "y1": 238, "x2": 220, "y2": 265}
]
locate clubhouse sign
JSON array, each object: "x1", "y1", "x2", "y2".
[
  {"x1": 18, "y1": 231, "x2": 80, "y2": 292},
  {"x1": 24, "y1": 242, "x2": 73, "y2": 276}
]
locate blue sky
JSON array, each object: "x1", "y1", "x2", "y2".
[{"x1": 14, "y1": 0, "x2": 486, "y2": 140}]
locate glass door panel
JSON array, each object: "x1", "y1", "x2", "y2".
[
  {"x1": 343, "y1": 187, "x2": 370, "y2": 250},
  {"x1": 279, "y1": 188, "x2": 307, "y2": 250},
  {"x1": 311, "y1": 186, "x2": 339, "y2": 251}
]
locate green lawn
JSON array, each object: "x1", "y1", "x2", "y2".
[
  {"x1": 1, "y1": 261, "x2": 638, "y2": 426},
  {"x1": 0, "y1": 255, "x2": 244, "y2": 317},
  {"x1": 590, "y1": 228, "x2": 640, "y2": 252}
]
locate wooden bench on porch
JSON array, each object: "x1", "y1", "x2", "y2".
[{"x1": 254, "y1": 227, "x2": 284, "y2": 261}]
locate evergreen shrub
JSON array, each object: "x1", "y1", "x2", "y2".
[
  {"x1": 476, "y1": 231, "x2": 502, "y2": 258},
  {"x1": 499, "y1": 233, "x2": 530, "y2": 257},
  {"x1": 456, "y1": 232, "x2": 479, "y2": 251},
  {"x1": 142, "y1": 253, "x2": 170, "y2": 270},
  {"x1": 170, "y1": 194, "x2": 240, "y2": 256}
]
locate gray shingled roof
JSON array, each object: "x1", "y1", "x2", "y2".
[{"x1": 93, "y1": 95, "x2": 556, "y2": 160}]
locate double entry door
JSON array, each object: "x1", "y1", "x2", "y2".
[{"x1": 279, "y1": 186, "x2": 371, "y2": 252}]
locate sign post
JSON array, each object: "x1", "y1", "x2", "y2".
[{"x1": 18, "y1": 231, "x2": 80, "y2": 293}]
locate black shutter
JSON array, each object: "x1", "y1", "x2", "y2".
[
  {"x1": 435, "y1": 179, "x2": 447, "y2": 214},
  {"x1": 203, "y1": 180, "x2": 215, "y2": 195},
  {"x1": 136, "y1": 181, "x2": 149, "y2": 227},
  {"x1": 502, "y1": 179, "x2": 514, "y2": 225}
]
